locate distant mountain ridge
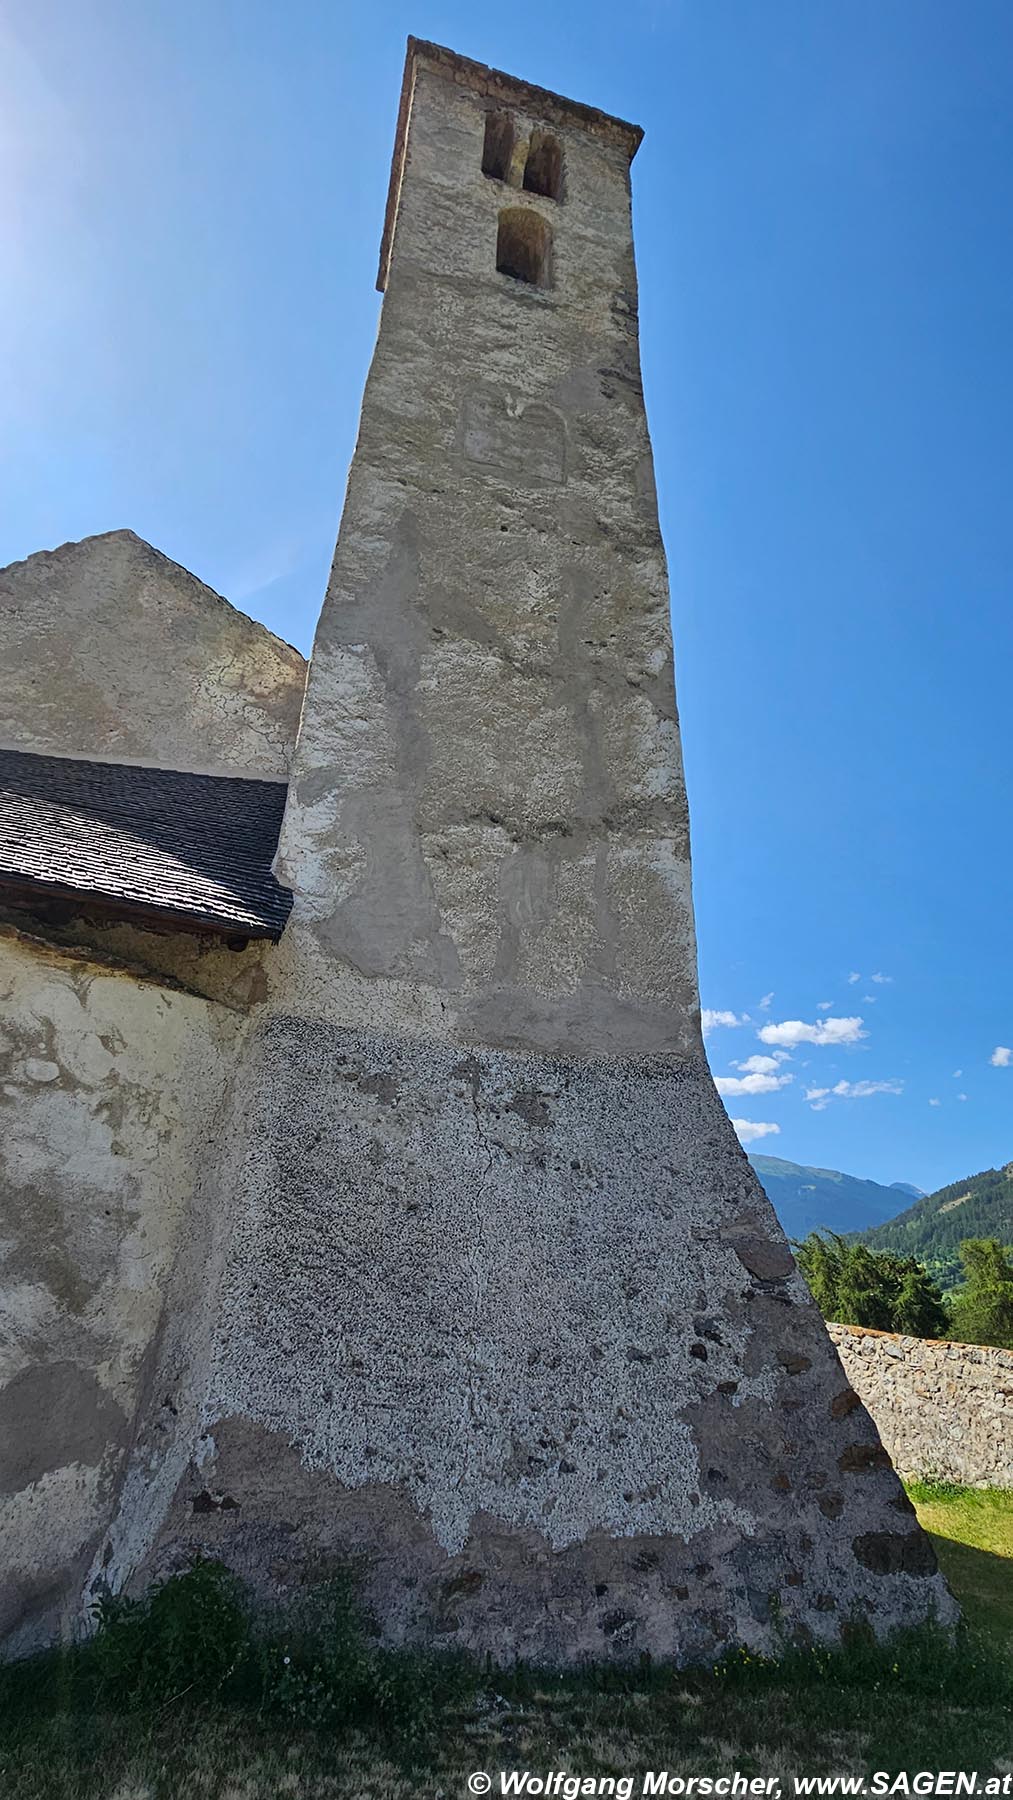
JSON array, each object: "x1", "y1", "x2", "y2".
[
  {"x1": 863, "y1": 1164, "x2": 1013, "y2": 1290},
  {"x1": 749, "y1": 1154, "x2": 916, "y2": 1241}
]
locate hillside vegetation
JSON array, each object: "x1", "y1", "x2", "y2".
[
  {"x1": 795, "y1": 1227, "x2": 1013, "y2": 1348},
  {"x1": 864, "y1": 1163, "x2": 1013, "y2": 1289},
  {"x1": 794, "y1": 1232, "x2": 948, "y2": 1337}
]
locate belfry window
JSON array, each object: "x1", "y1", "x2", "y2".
[
  {"x1": 523, "y1": 131, "x2": 562, "y2": 200},
  {"x1": 482, "y1": 111, "x2": 515, "y2": 182},
  {"x1": 496, "y1": 208, "x2": 552, "y2": 289}
]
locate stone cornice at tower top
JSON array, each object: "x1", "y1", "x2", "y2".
[{"x1": 376, "y1": 36, "x2": 645, "y2": 291}]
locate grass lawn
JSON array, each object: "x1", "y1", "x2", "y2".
[
  {"x1": 909, "y1": 1479, "x2": 1013, "y2": 1646},
  {"x1": 3, "y1": 1488, "x2": 1013, "y2": 1800}
]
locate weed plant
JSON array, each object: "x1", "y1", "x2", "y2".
[{"x1": 2, "y1": 1553, "x2": 1010, "y2": 1734}]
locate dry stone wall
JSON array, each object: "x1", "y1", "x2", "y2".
[{"x1": 829, "y1": 1323, "x2": 1013, "y2": 1488}]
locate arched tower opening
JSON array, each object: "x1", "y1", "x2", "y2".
[
  {"x1": 482, "y1": 111, "x2": 515, "y2": 181},
  {"x1": 523, "y1": 129, "x2": 563, "y2": 199},
  {"x1": 496, "y1": 207, "x2": 552, "y2": 288}
]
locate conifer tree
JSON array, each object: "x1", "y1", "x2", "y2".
[
  {"x1": 947, "y1": 1238, "x2": 1013, "y2": 1349},
  {"x1": 794, "y1": 1232, "x2": 948, "y2": 1338}
]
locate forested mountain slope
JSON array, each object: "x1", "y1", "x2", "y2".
[{"x1": 864, "y1": 1164, "x2": 1013, "y2": 1289}]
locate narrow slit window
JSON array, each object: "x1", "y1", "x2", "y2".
[
  {"x1": 523, "y1": 131, "x2": 563, "y2": 200},
  {"x1": 482, "y1": 111, "x2": 515, "y2": 182},
  {"x1": 496, "y1": 208, "x2": 552, "y2": 288}
]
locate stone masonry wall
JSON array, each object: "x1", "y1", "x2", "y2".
[{"x1": 830, "y1": 1323, "x2": 1013, "y2": 1487}]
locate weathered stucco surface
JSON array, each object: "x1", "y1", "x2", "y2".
[
  {"x1": 0, "y1": 518, "x2": 296, "y2": 1657},
  {"x1": 100, "y1": 44, "x2": 951, "y2": 1662},
  {"x1": 831, "y1": 1323, "x2": 1013, "y2": 1488},
  {"x1": 275, "y1": 55, "x2": 695, "y2": 1058},
  {"x1": 1, "y1": 42, "x2": 952, "y2": 1663},
  {"x1": 0, "y1": 929, "x2": 252, "y2": 1654},
  {"x1": 130, "y1": 1022, "x2": 950, "y2": 1661},
  {"x1": 0, "y1": 531, "x2": 306, "y2": 777}
]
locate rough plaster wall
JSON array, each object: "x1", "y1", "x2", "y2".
[
  {"x1": 134, "y1": 1020, "x2": 953, "y2": 1663},
  {"x1": 0, "y1": 531, "x2": 306, "y2": 777},
  {"x1": 99, "y1": 57, "x2": 954, "y2": 1664},
  {"x1": 0, "y1": 931, "x2": 246, "y2": 1653},
  {"x1": 830, "y1": 1323, "x2": 1013, "y2": 1488}
]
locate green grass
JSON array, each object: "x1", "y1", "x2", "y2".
[
  {"x1": 3, "y1": 1493, "x2": 1013, "y2": 1800},
  {"x1": 3, "y1": 1641, "x2": 1012, "y2": 1800},
  {"x1": 909, "y1": 1478, "x2": 1013, "y2": 1644}
]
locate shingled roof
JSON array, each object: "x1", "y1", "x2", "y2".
[{"x1": 0, "y1": 748, "x2": 293, "y2": 940}]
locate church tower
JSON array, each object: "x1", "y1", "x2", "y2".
[
  {"x1": 277, "y1": 40, "x2": 694, "y2": 1050},
  {"x1": 124, "y1": 41, "x2": 951, "y2": 1662}
]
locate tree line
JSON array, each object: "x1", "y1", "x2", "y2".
[{"x1": 794, "y1": 1232, "x2": 1013, "y2": 1350}]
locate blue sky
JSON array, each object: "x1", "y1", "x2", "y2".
[{"x1": 3, "y1": 1, "x2": 1011, "y2": 1195}]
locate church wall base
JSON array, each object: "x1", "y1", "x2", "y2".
[{"x1": 130, "y1": 1016, "x2": 954, "y2": 1663}]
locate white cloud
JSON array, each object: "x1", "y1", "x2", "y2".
[
  {"x1": 991, "y1": 1046, "x2": 1011, "y2": 1068},
  {"x1": 862, "y1": 995, "x2": 877, "y2": 1004},
  {"x1": 733, "y1": 1053, "x2": 790, "y2": 1075},
  {"x1": 759, "y1": 1016, "x2": 866, "y2": 1048},
  {"x1": 953, "y1": 1070, "x2": 963, "y2": 1079},
  {"x1": 958, "y1": 1093, "x2": 968, "y2": 1102},
  {"x1": 848, "y1": 972, "x2": 861, "y2": 984},
  {"x1": 758, "y1": 992, "x2": 774, "y2": 1011},
  {"x1": 805, "y1": 1078, "x2": 902, "y2": 1111},
  {"x1": 929, "y1": 1097, "x2": 941, "y2": 1107},
  {"x1": 834, "y1": 1079, "x2": 902, "y2": 1098},
  {"x1": 732, "y1": 1118, "x2": 781, "y2": 1145},
  {"x1": 817, "y1": 1001, "x2": 834, "y2": 1011},
  {"x1": 871, "y1": 972, "x2": 893, "y2": 984},
  {"x1": 715, "y1": 1071, "x2": 792, "y2": 1097},
  {"x1": 702, "y1": 1009, "x2": 750, "y2": 1034}
]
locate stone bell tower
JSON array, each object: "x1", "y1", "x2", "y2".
[
  {"x1": 126, "y1": 40, "x2": 951, "y2": 1662},
  {"x1": 277, "y1": 39, "x2": 695, "y2": 1046}
]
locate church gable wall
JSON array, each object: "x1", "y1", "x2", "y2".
[{"x1": 0, "y1": 531, "x2": 306, "y2": 779}]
